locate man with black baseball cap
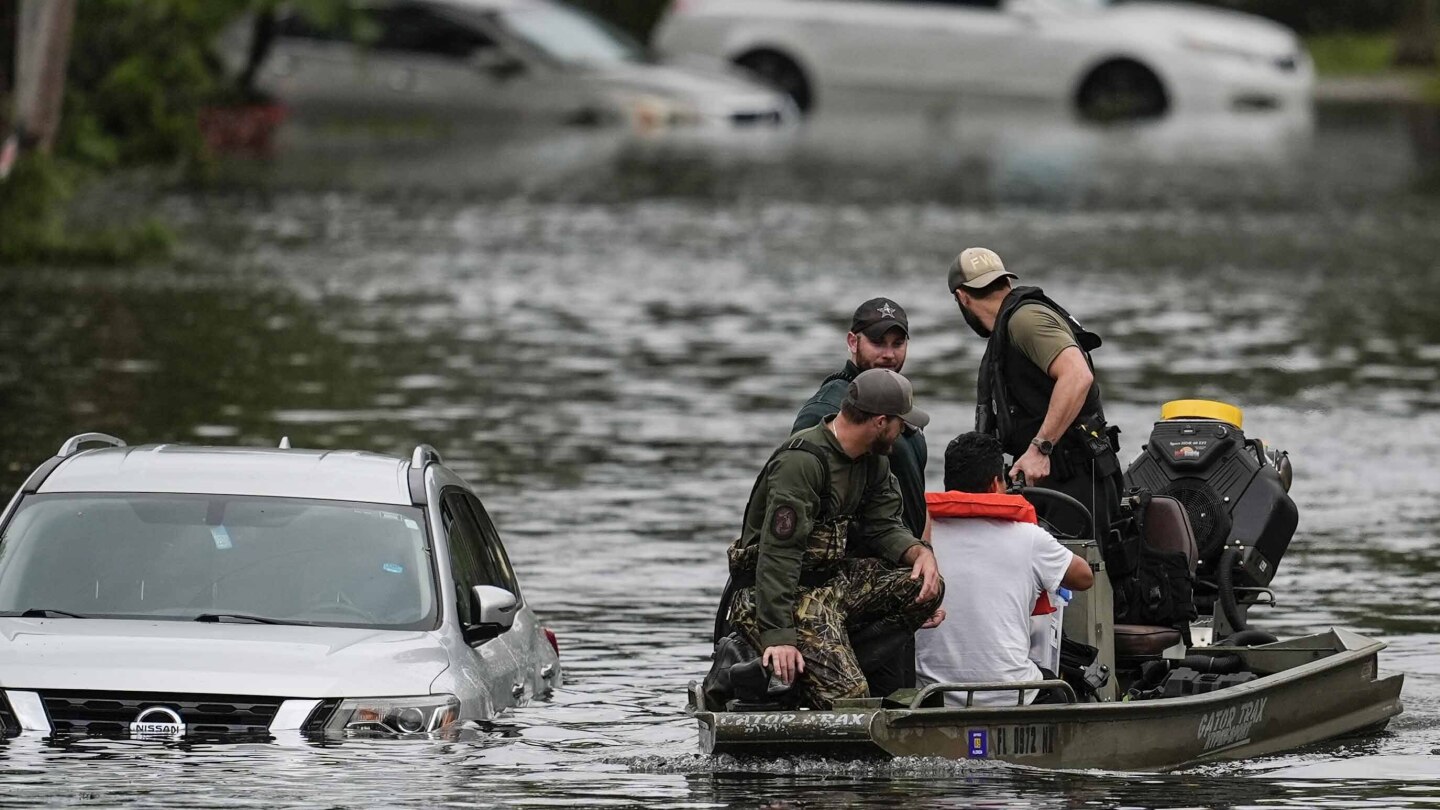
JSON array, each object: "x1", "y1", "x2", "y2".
[
  {"x1": 719, "y1": 368, "x2": 944, "y2": 709},
  {"x1": 947, "y1": 246, "x2": 1123, "y2": 551},
  {"x1": 790, "y1": 297, "x2": 931, "y2": 696},
  {"x1": 794, "y1": 297, "x2": 929, "y2": 539}
]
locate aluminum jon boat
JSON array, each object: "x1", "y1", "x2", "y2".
[
  {"x1": 688, "y1": 627, "x2": 1402, "y2": 771},
  {"x1": 689, "y1": 400, "x2": 1404, "y2": 771}
]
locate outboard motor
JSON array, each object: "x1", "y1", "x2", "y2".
[{"x1": 1124, "y1": 400, "x2": 1297, "y2": 622}]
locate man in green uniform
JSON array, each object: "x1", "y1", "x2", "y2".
[
  {"x1": 948, "y1": 247, "x2": 1124, "y2": 549},
  {"x1": 727, "y1": 369, "x2": 944, "y2": 709},
  {"x1": 792, "y1": 297, "x2": 930, "y2": 696},
  {"x1": 793, "y1": 297, "x2": 930, "y2": 541}
]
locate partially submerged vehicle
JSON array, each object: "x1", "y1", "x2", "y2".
[
  {"x1": 220, "y1": 0, "x2": 796, "y2": 135},
  {"x1": 690, "y1": 401, "x2": 1403, "y2": 771},
  {"x1": 0, "y1": 434, "x2": 559, "y2": 742}
]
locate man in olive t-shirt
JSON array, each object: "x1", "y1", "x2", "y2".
[
  {"x1": 947, "y1": 247, "x2": 1123, "y2": 545},
  {"x1": 1008, "y1": 306, "x2": 1082, "y2": 384}
]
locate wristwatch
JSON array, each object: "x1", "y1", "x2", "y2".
[{"x1": 1031, "y1": 437, "x2": 1054, "y2": 456}]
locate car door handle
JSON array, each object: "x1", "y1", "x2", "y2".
[{"x1": 512, "y1": 682, "x2": 525, "y2": 699}]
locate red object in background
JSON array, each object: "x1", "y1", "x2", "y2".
[
  {"x1": 543, "y1": 627, "x2": 559, "y2": 656},
  {"x1": 197, "y1": 103, "x2": 288, "y2": 157},
  {"x1": 0, "y1": 134, "x2": 17, "y2": 180}
]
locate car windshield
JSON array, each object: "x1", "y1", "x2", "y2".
[
  {"x1": 496, "y1": 5, "x2": 646, "y2": 65},
  {"x1": 0, "y1": 494, "x2": 436, "y2": 630}
]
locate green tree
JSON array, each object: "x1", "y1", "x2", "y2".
[{"x1": 1, "y1": 0, "x2": 348, "y2": 264}]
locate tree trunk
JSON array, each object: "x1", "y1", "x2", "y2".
[
  {"x1": 237, "y1": 10, "x2": 277, "y2": 100},
  {"x1": 1, "y1": 0, "x2": 17, "y2": 134},
  {"x1": 1394, "y1": 0, "x2": 1438, "y2": 68},
  {"x1": 13, "y1": 0, "x2": 75, "y2": 153}
]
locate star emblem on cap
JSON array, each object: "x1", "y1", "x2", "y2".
[{"x1": 877, "y1": 303, "x2": 896, "y2": 318}]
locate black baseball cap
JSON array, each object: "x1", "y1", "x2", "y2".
[
  {"x1": 844, "y1": 369, "x2": 930, "y2": 429},
  {"x1": 850, "y1": 297, "x2": 909, "y2": 341}
]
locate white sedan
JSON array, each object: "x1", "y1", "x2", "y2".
[{"x1": 653, "y1": 0, "x2": 1313, "y2": 120}]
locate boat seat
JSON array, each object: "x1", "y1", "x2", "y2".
[
  {"x1": 1110, "y1": 497, "x2": 1199, "y2": 664},
  {"x1": 1144, "y1": 495, "x2": 1198, "y2": 575},
  {"x1": 1114, "y1": 624, "x2": 1183, "y2": 657}
]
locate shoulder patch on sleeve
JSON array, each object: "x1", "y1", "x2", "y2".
[{"x1": 772, "y1": 505, "x2": 798, "y2": 539}]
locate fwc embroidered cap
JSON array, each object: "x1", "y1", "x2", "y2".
[
  {"x1": 850, "y1": 297, "x2": 909, "y2": 341},
  {"x1": 845, "y1": 369, "x2": 930, "y2": 430},
  {"x1": 948, "y1": 246, "x2": 1018, "y2": 292}
]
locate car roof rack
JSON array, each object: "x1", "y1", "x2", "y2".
[
  {"x1": 58, "y1": 432, "x2": 126, "y2": 457},
  {"x1": 408, "y1": 444, "x2": 442, "y2": 506},
  {"x1": 19, "y1": 433, "x2": 128, "y2": 495}
]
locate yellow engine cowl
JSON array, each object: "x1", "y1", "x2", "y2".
[{"x1": 1160, "y1": 399, "x2": 1243, "y2": 429}]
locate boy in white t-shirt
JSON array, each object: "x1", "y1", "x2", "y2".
[{"x1": 915, "y1": 432, "x2": 1094, "y2": 706}]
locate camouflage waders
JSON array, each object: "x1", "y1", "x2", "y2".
[
  {"x1": 728, "y1": 558, "x2": 942, "y2": 709},
  {"x1": 721, "y1": 424, "x2": 938, "y2": 709}
]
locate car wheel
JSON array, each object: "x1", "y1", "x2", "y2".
[
  {"x1": 734, "y1": 50, "x2": 812, "y2": 114},
  {"x1": 1076, "y1": 60, "x2": 1168, "y2": 122}
]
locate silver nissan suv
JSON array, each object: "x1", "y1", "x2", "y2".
[{"x1": 0, "y1": 433, "x2": 560, "y2": 741}]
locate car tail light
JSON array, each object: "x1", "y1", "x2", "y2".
[{"x1": 543, "y1": 627, "x2": 559, "y2": 656}]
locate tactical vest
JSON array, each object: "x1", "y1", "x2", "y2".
[
  {"x1": 976, "y1": 286, "x2": 1106, "y2": 460},
  {"x1": 726, "y1": 434, "x2": 880, "y2": 587}
]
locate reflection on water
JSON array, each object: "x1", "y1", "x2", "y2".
[{"x1": 2, "y1": 100, "x2": 1440, "y2": 806}]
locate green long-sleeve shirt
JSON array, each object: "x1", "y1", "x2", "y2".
[
  {"x1": 740, "y1": 419, "x2": 923, "y2": 648},
  {"x1": 793, "y1": 360, "x2": 929, "y2": 537}
]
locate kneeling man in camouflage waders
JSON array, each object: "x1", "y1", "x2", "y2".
[{"x1": 727, "y1": 369, "x2": 945, "y2": 709}]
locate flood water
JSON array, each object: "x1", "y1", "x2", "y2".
[{"x1": 3, "y1": 99, "x2": 1440, "y2": 807}]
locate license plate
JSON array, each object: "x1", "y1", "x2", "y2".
[{"x1": 993, "y1": 724, "x2": 1056, "y2": 757}]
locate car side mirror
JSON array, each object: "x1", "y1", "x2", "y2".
[
  {"x1": 474, "y1": 585, "x2": 517, "y2": 627},
  {"x1": 463, "y1": 585, "x2": 517, "y2": 645},
  {"x1": 468, "y1": 47, "x2": 526, "y2": 80}
]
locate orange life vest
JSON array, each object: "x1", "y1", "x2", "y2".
[
  {"x1": 924, "y1": 491, "x2": 1057, "y2": 616},
  {"x1": 924, "y1": 491, "x2": 1037, "y2": 524}
]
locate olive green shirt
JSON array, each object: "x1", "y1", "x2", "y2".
[
  {"x1": 1008, "y1": 303, "x2": 1079, "y2": 375},
  {"x1": 741, "y1": 419, "x2": 923, "y2": 648}
]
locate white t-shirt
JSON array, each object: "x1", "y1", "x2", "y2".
[{"x1": 915, "y1": 517, "x2": 1074, "y2": 706}]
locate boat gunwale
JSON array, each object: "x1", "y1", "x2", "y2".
[
  {"x1": 699, "y1": 628, "x2": 1389, "y2": 726},
  {"x1": 888, "y1": 627, "x2": 1387, "y2": 723}
]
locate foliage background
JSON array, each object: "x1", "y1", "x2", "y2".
[{"x1": 0, "y1": 0, "x2": 1434, "y2": 264}]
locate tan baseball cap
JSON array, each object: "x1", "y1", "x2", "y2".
[
  {"x1": 947, "y1": 247, "x2": 1018, "y2": 292},
  {"x1": 844, "y1": 369, "x2": 930, "y2": 429}
]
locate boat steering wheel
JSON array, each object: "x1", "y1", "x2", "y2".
[{"x1": 1016, "y1": 486, "x2": 1094, "y2": 541}]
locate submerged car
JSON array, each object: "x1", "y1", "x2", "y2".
[
  {"x1": 653, "y1": 0, "x2": 1314, "y2": 119},
  {"x1": 0, "y1": 433, "x2": 559, "y2": 741},
  {"x1": 225, "y1": 0, "x2": 795, "y2": 133}
]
